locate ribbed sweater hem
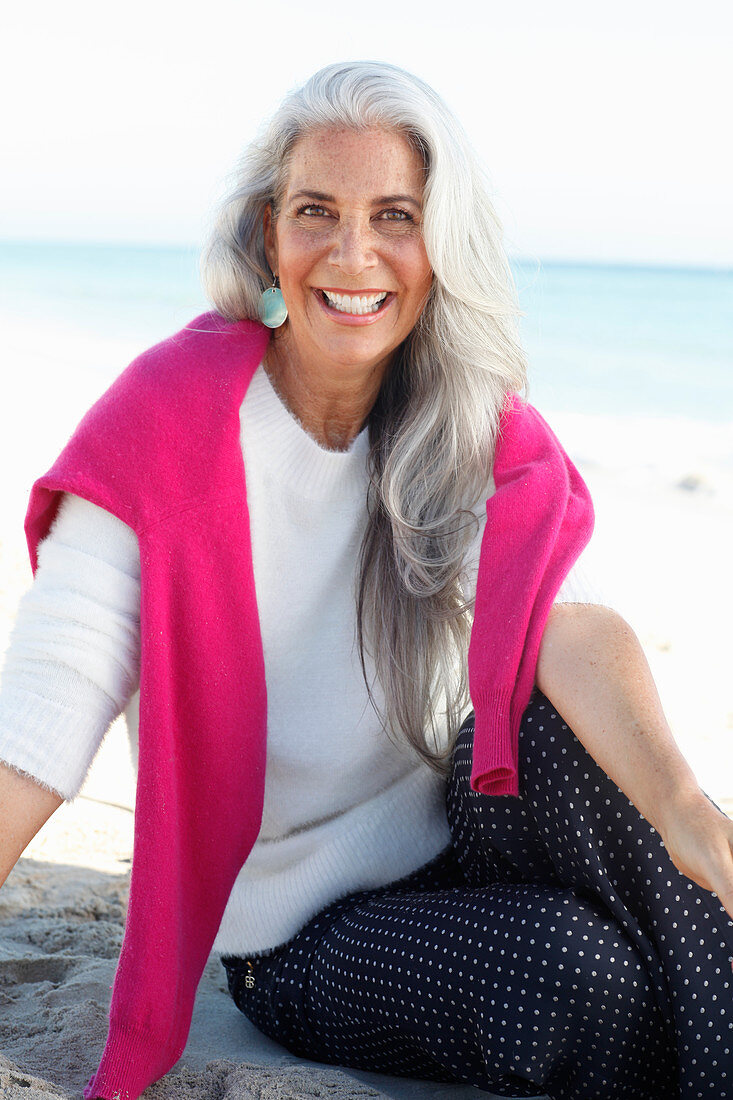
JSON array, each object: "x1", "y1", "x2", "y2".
[
  {"x1": 0, "y1": 686, "x2": 114, "y2": 801},
  {"x1": 470, "y1": 686, "x2": 519, "y2": 796},
  {"x1": 83, "y1": 1019, "x2": 181, "y2": 1099}
]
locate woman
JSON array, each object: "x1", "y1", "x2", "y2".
[{"x1": 1, "y1": 61, "x2": 731, "y2": 1100}]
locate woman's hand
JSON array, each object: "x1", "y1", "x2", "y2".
[{"x1": 656, "y1": 789, "x2": 733, "y2": 921}]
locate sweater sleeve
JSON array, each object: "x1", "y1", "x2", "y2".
[
  {"x1": 0, "y1": 492, "x2": 141, "y2": 802},
  {"x1": 467, "y1": 397, "x2": 595, "y2": 797},
  {"x1": 461, "y1": 484, "x2": 605, "y2": 610}
]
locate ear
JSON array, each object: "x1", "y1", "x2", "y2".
[{"x1": 262, "y1": 203, "x2": 278, "y2": 277}]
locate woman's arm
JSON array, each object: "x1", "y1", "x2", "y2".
[
  {"x1": 0, "y1": 761, "x2": 64, "y2": 888},
  {"x1": 536, "y1": 602, "x2": 733, "y2": 918},
  {"x1": 0, "y1": 491, "x2": 141, "y2": 889}
]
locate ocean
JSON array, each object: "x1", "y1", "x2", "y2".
[{"x1": 2, "y1": 239, "x2": 731, "y2": 425}]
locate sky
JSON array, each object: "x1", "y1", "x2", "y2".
[{"x1": 2, "y1": 0, "x2": 732, "y2": 267}]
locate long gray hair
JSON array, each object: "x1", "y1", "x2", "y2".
[{"x1": 200, "y1": 61, "x2": 527, "y2": 774}]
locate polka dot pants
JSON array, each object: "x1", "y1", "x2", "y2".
[{"x1": 222, "y1": 689, "x2": 733, "y2": 1098}]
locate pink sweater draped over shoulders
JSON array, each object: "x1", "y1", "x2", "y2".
[{"x1": 23, "y1": 313, "x2": 593, "y2": 1099}]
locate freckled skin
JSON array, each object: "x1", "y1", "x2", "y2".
[{"x1": 262, "y1": 128, "x2": 433, "y2": 451}]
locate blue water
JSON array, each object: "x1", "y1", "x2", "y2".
[
  {"x1": 514, "y1": 260, "x2": 733, "y2": 421},
  {"x1": 1, "y1": 240, "x2": 731, "y2": 422},
  {"x1": 0, "y1": 240, "x2": 206, "y2": 345}
]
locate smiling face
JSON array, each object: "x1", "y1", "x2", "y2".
[{"x1": 263, "y1": 127, "x2": 433, "y2": 387}]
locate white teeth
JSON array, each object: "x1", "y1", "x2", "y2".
[{"x1": 322, "y1": 291, "x2": 388, "y2": 314}]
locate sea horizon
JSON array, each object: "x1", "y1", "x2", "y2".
[
  {"x1": 2, "y1": 238, "x2": 732, "y2": 432},
  {"x1": 3, "y1": 235, "x2": 732, "y2": 273}
]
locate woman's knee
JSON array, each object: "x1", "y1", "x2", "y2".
[{"x1": 549, "y1": 893, "x2": 658, "y2": 1027}]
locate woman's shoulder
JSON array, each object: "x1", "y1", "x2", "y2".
[
  {"x1": 25, "y1": 315, "x2": 270, "y2": 556},
  {"x1": 114, "y1": 310, "x2": 267, "y2": 396},
  {"x1": 59, "y1": 312, "x2": 267, "y2": 464}
]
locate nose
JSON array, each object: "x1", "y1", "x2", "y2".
[{"x1": 329, "y1": 219, "x2": 378, "y2": 276}]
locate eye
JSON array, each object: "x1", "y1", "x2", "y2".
[
  {"x1": 379, "y1": 208, "x2": 413, "y2": 222},
  {"x1": 296, "y1": 203, "x2": 331, "y2": 217}
]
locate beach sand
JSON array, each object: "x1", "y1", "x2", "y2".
[
  {"x1": 0, "y1": 795, "x2": 478, "y2": 1100},
  {"x1": 0, "y1": 326, "x2": 731, "y2": 1097}
]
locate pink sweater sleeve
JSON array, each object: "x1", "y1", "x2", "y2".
[{"x1": 468, "y1": 396, "x2": 594, "y2": 797}]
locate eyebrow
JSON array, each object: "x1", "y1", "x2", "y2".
[{"x1": 288, "y1": 189, "x2": 422, "y2": 210}]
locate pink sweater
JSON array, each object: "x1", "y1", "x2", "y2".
[{"x1": 24, "y1": 313, "x2": 593, "y2": 1099}]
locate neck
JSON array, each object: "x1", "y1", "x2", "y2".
[{"x1": 262, "y1": 333, "x2": 388, "y2": 451}]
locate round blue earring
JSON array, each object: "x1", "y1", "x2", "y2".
[{"x1": 258, "y1": 275, "x2": 288, "y2": 329}]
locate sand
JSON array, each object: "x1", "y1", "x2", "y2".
[
  {"x1": 0, "y1": 798, "x2": 480, "y2": 1098},
  {"x1": 0, "y1": 322, "x2": 730, "y2": 1097}
]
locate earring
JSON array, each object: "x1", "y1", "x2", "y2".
[{"x1": 258, "y1": 275, "x2": 288, "y2": 329}]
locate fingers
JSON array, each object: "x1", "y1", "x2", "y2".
[
  {"x1": 664, "y1": 822, "x2": 733, "y2": 920},
  {"x1": 711, "y1": 836, "x2": 733, "y2": 921}
]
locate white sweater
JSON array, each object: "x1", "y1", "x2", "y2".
[{"x1": 0, "y1": 365, "x2": 600, "y2": 953}]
